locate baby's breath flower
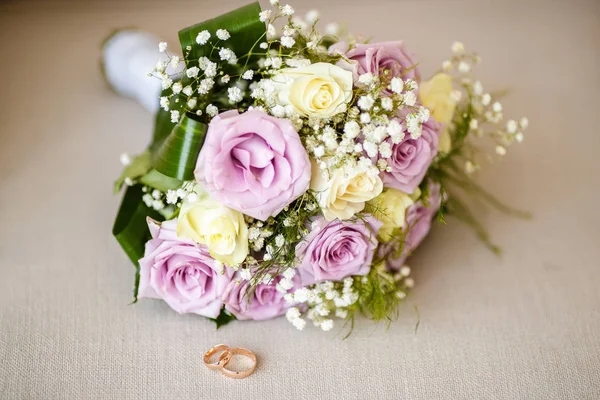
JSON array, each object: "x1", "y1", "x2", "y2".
[
  {"x1": 469, "y1": 119, "x2": 479, "y2": 130},
  {"x1": 481, "y1": 93, "x2": 491, "y2": 106},
  {"x1": 172, "y1": 82, "x2": 182, "y2": 94},
  {"x1": 165, "y1": 190, "x2": 178, "y2": 204},
  {"x1": 186, "y1": 98, "x2": 197, "y2": 109},
  {"x1": 219, "y1": 48, "x2": 236, "y2": 63},
  {"x1": 195, "y1": 30, "x2": 210, "y2": 45},
  {"x1": 496, "y1": 145, "x2": 507, "y2": 156},
  {"x1": 360, "y1": 113, "x2": 371, "y2": 124},
  {"x1": 305, "y1": 9, "x2": 320, "y2": 24},
  {"x1": 358, "y1": 72, "x2": 375, "y2": 86},
  {"x1": 170, "y1": 110, "x2": 180, "y2": 123},
  {"x1": 379, "y1": 142, "x2": 392, "y2": 158},
  {"x1": 216, "y1": 29, "x2": 230, "y2": 41},
  {"x1": 267, "y1": 24, "x2": 276, "y2": 39},
  {"x1": 259, "y1": 10, "x2": 272, "y2": 22},
  {"x1": 152, "y1": 199, "x2": 165, "y2": 210},
  {"x1": 221, "y1": 74, "x2": 231, "y2": 84},
  {"x1": 520, "y1": 117, "x2": 529, "y2": 129},
  {"x1": 451, "y1": 41, "x2": 465, "y2": 54},
  {"x1": 206, "y1": 104, "x2": 218, "y2": 117},
  {"x1": 473, "y1": 81, "x2": 483, "y2": 96},
  {"x1": 403, "y1": 91, "x2": 417, "y2": 107},
  {"x1": 185, "y1": 66, "x2": 199, "y2": 78},
  {"x1": 275, "y1": 234, "x2": 285, "y2": 247},
  {"x1": 458, "y1": 61, "x2": 470, "y2": 73},
  {"x1": 441, "y1": 60, "x2": 452, "y2": 71},
  {"x1": 205, "y1": 63, "x2": 217, "y2": 77},
  {"x1": 240, "y1": 268, "x2": 252, "y2": 281},
  {"x1": 169, "y1": 56, "x2": 181, "y2": 69},
  {"x1": 292, "y1": 317, "x2": 306, "y2": 330},
  {"x1": 363, "y1": 141, "x2": 378, "y2": 158},
  {"x1": 280, "y1": 36, "x2": 295, "y2": 48},
  {"x1": 198, "y1": 78, "x2": 215, "y2": 94},
  {"x1": 161, "y1": 77, "x2": 173, "y2": 90},
  {"x1": 158, "y1": 42, "x2": 167, "y2": 52},
  {"x1": 325, "y1": 22, "x2": 339, "y2": 36},
  {"x1": 281, "y1": 4, "x2": 295, "y2": 16},
  {"x1": 390, "y1": 77, "x2": 404, "y2": 94},
  {"x1": 506, "y1": 119, "x2": 517, "y2": 134},
  {"x1": 242, "y1": 70, "x2": 254, "y2": 80},
  {"x1": 357, "y1": 95, "x2": 375, "y2": 111},
  {"x1": 320, "y1": 319, "x2": 334, "y2": 331},
  {"x1": 493, "y1": 102, "x2": 502, "y2": 113},
  {"x1": 286, "y1": 307, "x2": 301, "y2": 321},
  {"x1": 119, "y1": 152, "x2": 132, "y2": 166},
  {"x1": 159, "y1": 96, "x2": 169, "y2": 111},
  {"x1": 404, "y1": 79, "x2": 418, "y2": 91},
  {"x1": 154, "y1": 60, "x2": 167, "y2": 73},
  {"x1": 227, "y1": 87, "x2": 243, "y2": 103},
  {"x1": 259, "y1": 42, "x2": 268, "y2": 50},
  {"x1": 515, "y1": 132, "x2": 524, "y2": 142},
  {"x1": 198, "y1": 56, "x2": 210, "y2": 70},
  {"x1": 182, "y1": 85, "x2": 193, "y2": 96},
  {"x1": 282, "y1": 268, "x2": 296, "y2": 280},
  {"x1": 381, "y1": 97, "x2": 393, "y2": 111}
]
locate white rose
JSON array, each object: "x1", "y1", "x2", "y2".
[
  {"x1": 272, "y1": 62, "x2": 353, "y2": 118},
  {"x1": 368, "y1": 188, "x2": 419, "y2": 242},
  {"x1": 311, "y1": 161, "x2": 383, "y2": 221},
  {"x1": 177, "y1": 190, "x2": 248, "y2": 266}
]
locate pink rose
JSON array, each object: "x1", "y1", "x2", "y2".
[
  {"x1": 296, "y1": 216, "x2": 382, "y2": 285},
  {"x1": 380, "y1": 118, "x2": 441, "y2": 193},
  {"x1": 379, "y1": 182, "x2": 441, "y2": 269},
  {"x1": 195, "y1": 109, "x2": 311, "y2": 221},
  {"x1": 330, "y1": 41, "x2": 419, "y2": 93},
  {"x1": 138, "y1": 218, "x2": 233, "y2": 318},
  {"x1": 223, "y1": 274, "x2": 300, "y2": 321}
]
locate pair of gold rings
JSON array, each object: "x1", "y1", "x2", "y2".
[{"x1": 203, "y1": 344, "x2": 257, "y2": 379}]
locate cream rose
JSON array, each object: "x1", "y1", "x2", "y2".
[
  {"x1": 369, "y1": 188, "x2": 420, "y2": 242},
  {"x1": 420, "y1": 73, "x2": 457, "y2": 153},
  {"x1": 311, "y1": 161, "x2": 383, "y2": 221},
  {"x1": 177, "y1": 190, "x2": 249, "y2": 266},
  {"x1": 272, "y1": 62, "x2": 353, "y2": 118}
]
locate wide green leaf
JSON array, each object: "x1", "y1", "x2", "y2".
[
  {"x1": 149, "y1": 91, "x2": 180, "y2": 154},
  {"x1": 209, "y1": 309, "x2": 236, "y2": 329},
  {"x1": 112, "y1": 185, "x2": 164, "y2": 300},
  {"x1": 178, "y1": 2, "x2": 265, "y2": 67},
  {"x1": 113, "y1": 151, "x2": 152, "y2": 194},
  {"x1": 153, "y1": 113, "x2": 208, "y2": 181},
  {"x1": 139, "y1": 169, "x2": 182, "y2": 192}
]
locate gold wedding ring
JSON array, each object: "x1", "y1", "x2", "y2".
[
  {"x1": 203, "y1": 345, "x2": 257, "y2": 379},
  {"x1": 203, "y1": 344, "x2": 232, "y2": 370}
]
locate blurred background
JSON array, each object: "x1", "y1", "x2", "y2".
[{"x1": 0, "y1": 0, "x2": 599, "y2": 399}]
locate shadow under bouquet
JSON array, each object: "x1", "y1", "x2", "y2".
[{"x1": 103, "y1": 1, "x2": 528, "y2": 332}]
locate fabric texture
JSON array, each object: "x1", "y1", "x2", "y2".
[{"x1": 1, "y1": 0, "x2": 599, "y2": 399}]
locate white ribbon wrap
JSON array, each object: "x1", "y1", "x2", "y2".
[{"x1": 102, "y1": 30, "x2": 180, "y2": 113}]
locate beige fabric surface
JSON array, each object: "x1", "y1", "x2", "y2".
[{"x1": 1, "y1": 0, "x2": 599, "y2": 399}]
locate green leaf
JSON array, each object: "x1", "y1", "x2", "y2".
[
  {"x1": 139, "y1": 169, "x2": 182, "y2": 192},
  {"x1": 178, "y1": 2, "x2": 265, "y2": 68},
  {"x1": 112, "y1": 185, "x2": 164, "y2": 300},
  {"x1": 153, "y1": 113, "x2": 208, "y2": 181},
  {"x1": 209, "y1": 309, "x2": 236, "y2": 329},
  {"x1": 149, "y1": 87, "x2": 181, "y2": 154},
  {"x1": 113, "y1": 151, "x2": 152, "y2": 194}
]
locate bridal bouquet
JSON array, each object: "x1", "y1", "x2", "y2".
[{"x1": 104, "y1": 1, "x2": 528, "y2": 331}]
